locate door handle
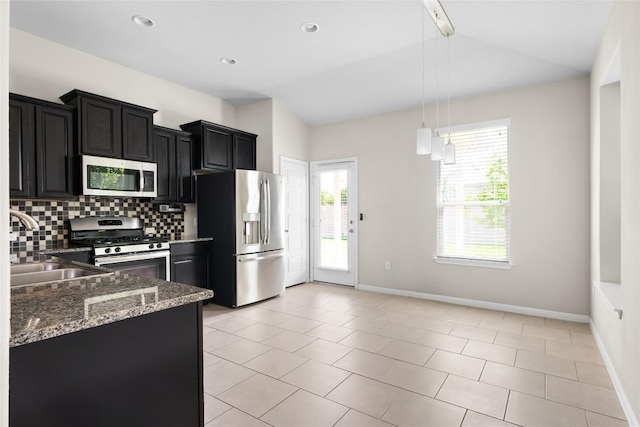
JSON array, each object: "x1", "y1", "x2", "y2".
[
  {"x1": 349, "y1": 229, "x2": 354, "y2": 233},
  {"x1": 238, "y1": 253, "x2": 284, "y2": 262}
]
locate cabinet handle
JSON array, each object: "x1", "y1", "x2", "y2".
[{"x1": 173, "y1": 259, "x2": 193, "y2": 264}]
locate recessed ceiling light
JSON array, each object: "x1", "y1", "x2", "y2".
[
  {"x1": 220, "y1": 57, "x2": 237, "y2": 66},
  {"x1": 132, "y1": 15, "x2": 155, "y2": 27},
  {"x1": 300, "y1": 22, "x2": 319, "y2": 33}
]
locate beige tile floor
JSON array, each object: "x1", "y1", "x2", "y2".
[{"x1": 201, "y1": 283, "x2": 628, "y2": 427}]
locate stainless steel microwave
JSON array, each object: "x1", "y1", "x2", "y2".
[{"x1": 82, "y1": 155, "x2": 157, "y2": 198}]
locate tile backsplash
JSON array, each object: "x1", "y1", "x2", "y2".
[{"x1": 10, "y1": 196, "x2": 185, "y2": 263}]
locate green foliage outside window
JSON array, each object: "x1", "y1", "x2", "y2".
[
  {"x1": 469, "y1": 158, "x2": 509, "y2": 228},
  {"x1": 321, "y1": 188, "x2": 348, "y2": 206}
]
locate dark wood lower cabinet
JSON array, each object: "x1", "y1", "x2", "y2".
[
  {"x1": 170, "y1": 242, "x2": 212, "y2": 293},
  {"x1": 9, "y1": 303, "x2": 204, "y2": 427}
]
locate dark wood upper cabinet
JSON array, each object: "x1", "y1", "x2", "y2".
[
  {"x1": 202, "y1": 126, "x2": 232, "y2": 170},
  {"x1": 35, "y1": 105, "x2": 74, "y2": 198},
  {"x1": 153, "y1": 126, "x2": 195, "y2": 204},
  {"x1": 122, "y1": 107, "x2": 154, "y2": 161},
  {"x1": 180, "y1": 120, "x2": 257, "y2": 172},
  {"x1": 9, "y1": 98, "x2": 35, "y2": 197},
  {"x1": 233, "y1": 132, "x2": 257, "y2": 170},
  {"x1": 79, "y1": 97, "x2": 122, "y2": 158},
  {"x1": 176, "y1": 133, "x2": 195, "y2": 203},
  {"x1": 9, "y1": 94, "x2": 75, "y2": 199},
  {"x1": 153, "y1": 127, "x2": 176, "y2": 202},
  {"x1": 61, "y1": 90, "x2": 156, "y2": 162}
]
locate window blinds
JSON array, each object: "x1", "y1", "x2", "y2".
[{"x1": 436, "y1": 119, "x2": 510, "y2": 262}]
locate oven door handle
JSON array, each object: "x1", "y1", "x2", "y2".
[{"x1": 94, "y1": 250, "x2": 171, "y2": 266}]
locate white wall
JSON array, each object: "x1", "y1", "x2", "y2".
[
  {"x1": 9, "y1": 29, "x2": 237, "y2": 129},
  {"x1": 272, "y1": 99, "x2": 310, "y2": 173},
  {"x1": 236, "y1": 99, "x2": 311, "y2": 175},
  {"x1": 599, "y1": 82, "x2": 621, "y2": 283},
  {"x1": 1, "y1": 4, "x2": 10, "y2": 426},
  {"x1": 590, "y1": 1, "x2": 640, "y2": 423},
  {"x1": 237, "y1": 100, "x2": 274, "y2": 172},
  {"x1": 311, "y1": 76, "x2": 590, "y2": 316}
]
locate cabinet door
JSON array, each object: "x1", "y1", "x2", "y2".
[
  {"x1": 171, "y1": 255, "x2": 209, "y2": 288},
  {"x1": 202, "y1": 126, "x2": 232, "y2": 170},
  {"x1": 233, "y1": 132, "x2": 257, "y2": 170},
  {"x1": 35, "y1": 105, "x2": 75, "y2": 198},
  {"x1": 122, "y1": 107, "x2": 154, "y2": 161},
  {"x1": 153, "y1": 129, "x2": 176, "y2": 202},
  {"x1": 176, "y1": 134, "x2": 195, "y2": 203},
  {"x1": 80, "y1": 97, "x2": 122, "y2": 158},
  {"x1": 9, "y1": 99, "x2": 35, "y2": 197}
]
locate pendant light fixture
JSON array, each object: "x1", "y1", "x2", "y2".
[
  {"x1": 431, "y1": 24, "x2": 444, "y2": 161},
  {"x1": 416, "y1": 3, "x2": 432, "y2": 155},
  {"x1": 443, "y1": 36, "x2": 456, "y2": 164},
  {"x1": 416, "y1": 0, "x2": 455, "y2": 164}
]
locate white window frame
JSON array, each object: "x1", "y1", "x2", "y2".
[{"x1": 435, "y1": 118, "x2": 512, "y2": 270}]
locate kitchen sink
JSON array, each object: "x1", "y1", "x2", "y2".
[
  {"x1": 10, "y1": 262, "x2": 113, "y2": 287},
  {"x1": 10, "y1": 262, "x2": 64, "y2": 275}
]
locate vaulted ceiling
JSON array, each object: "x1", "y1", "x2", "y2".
[{"x1": 10, "y1": 1, "x2": 612, "y2": 125}]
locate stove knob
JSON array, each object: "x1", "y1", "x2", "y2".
[
  {"x1": 149, "y1": 243, "x2": 155, "y2": 249},
  {"x1": 156, "y1": 243, "x2": 163, "y2": 248},
  {"x1": 114, "y1": 247, "x2": 121, "y2": 253},
  {"x1": 104, "y1": 248, "x2": 111, "y2": 254}
]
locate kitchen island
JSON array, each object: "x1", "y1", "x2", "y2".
[{"x1": 9, "y1": 259, "x2": 213, "y2": 427}]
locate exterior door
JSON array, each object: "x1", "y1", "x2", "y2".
[
  {"x1": 311, "y1": 159, "x2": 357, "y2": 286},
  {"x1": 281, "y1": 158, "x2": 309, "y2": 287}
]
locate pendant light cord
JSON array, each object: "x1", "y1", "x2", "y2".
[
  {"x1": 435, "y1": 25, "x2": 439, "y2": 134},
  {"x1": 447, "y1": 35, "x2": 451, "y2": 142},
  {"x1": 421, "y1": 2, "x2": 425, "y2": 125}
]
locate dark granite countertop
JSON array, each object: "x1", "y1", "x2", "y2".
[
  {"x1": 39, "y1": 245, "x2": 92, "y2": 255},
  {"x1": 168, "y1": 236, "x2": 213, "y2": 244},
  {"x1": 10, "y1": 259, "x2": 213, "y2": 347},
  {"x1": 39, "y1": 237, "x2": 213, "y2": 253}
]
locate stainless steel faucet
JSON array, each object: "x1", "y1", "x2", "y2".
[{"x1": 9, "y1": 209, "x2": 40, "y2": 230}]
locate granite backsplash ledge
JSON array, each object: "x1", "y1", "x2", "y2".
[{"x1": 10, "y1": 196, "x2": 185, "y2": 263}]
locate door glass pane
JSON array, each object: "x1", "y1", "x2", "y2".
[{"x1": 319, "y1": 169, "x2": 348, "y2": 269}]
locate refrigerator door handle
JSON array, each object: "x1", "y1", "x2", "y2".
[
  {"x1": 260, "y1": 179, "x2": 266, "y2": 244},
  {"x1": 238, "y1": 252, "x2": 284, "y2": 262},
  {"x1": 266, "y1": 179, "x2": 271, "y2": 245}
]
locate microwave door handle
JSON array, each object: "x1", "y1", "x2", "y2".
[{"x1": 139, "y1": 168, "x2": 145, "y2": 197}]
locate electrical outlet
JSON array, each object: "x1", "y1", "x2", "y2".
[
  {"x1": 10, "y1": 254, "x2": 18, "y2": 263},
  {"x1": 144, "y1": 227, "x2": 156, "y2": 235},
  {"x1": 385, "y1": 261, "x2": 391, "y2": 270},
  {"x1": 9, "y1": 232, "x2": 18, "y2": 242}
]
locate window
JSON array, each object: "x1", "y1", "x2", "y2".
[{"x1": 436, "y1": 119, "x2": 510, "y2": 266}]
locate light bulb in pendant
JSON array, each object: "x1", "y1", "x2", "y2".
[
  {"x1": 443, "y1": 139, "x2": 456, "y2": 164},
  {"x1": 416, "y1": 124, "x2": 432, "y2": 155},
  {"x1": 431, "y1": 131, "x2": 444, "y2": 161}
]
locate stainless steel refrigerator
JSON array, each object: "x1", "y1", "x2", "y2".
[{"x1": 197, "y1": 170, "x2": 285, "y2": 307}]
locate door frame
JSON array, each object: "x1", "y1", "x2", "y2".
[
  {"x1": 280, "y1": 156, "x2": 310, "y2": 286},
  {"x1": 310, "y1": 158, "x2": 358, "y2": 287}
]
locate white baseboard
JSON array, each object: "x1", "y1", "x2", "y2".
[
  {"x1": 356, "y1": 283, "x2": 590, "y2": 323},
  {"x1": 589, "y1": 320, "x2": 639, "y2": 426}
]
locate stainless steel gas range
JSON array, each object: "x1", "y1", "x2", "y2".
[{"x1": 69, "y1": 216, "x2": 171, "y2": 280}]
